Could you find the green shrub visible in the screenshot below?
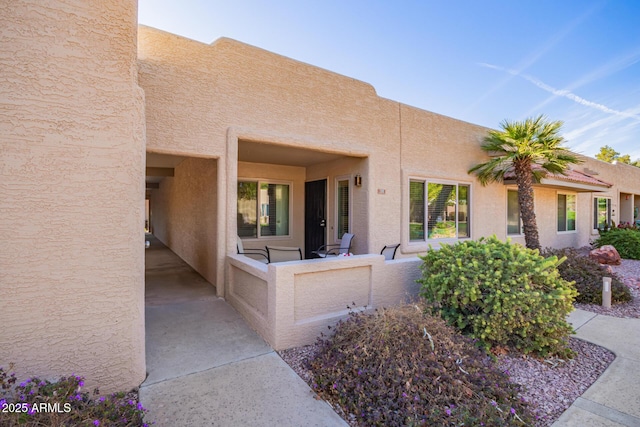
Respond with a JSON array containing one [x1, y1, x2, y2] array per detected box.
[[594, 228, 640, 260], [543, 248, 631, 304], [0, 365, 149, 427], [418, 236, 577, 357], [308, 304, 534, 426]]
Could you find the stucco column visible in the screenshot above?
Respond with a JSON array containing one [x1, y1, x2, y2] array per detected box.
[[0, 0, 146, 392]]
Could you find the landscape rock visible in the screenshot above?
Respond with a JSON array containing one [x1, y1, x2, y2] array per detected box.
[[589, 245, 621, 265]]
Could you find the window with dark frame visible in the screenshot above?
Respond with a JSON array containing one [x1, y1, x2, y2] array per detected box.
[[593, 197, 611, 230], [557, 193, 576, 232], [237, 180, 290, 238], [507, 189, 521, 235]]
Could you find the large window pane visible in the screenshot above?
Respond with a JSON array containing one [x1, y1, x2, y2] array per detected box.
[[409, 181, 424, 241], [557, 194, 566, 231], [566, 194, 576, 231], [457, 185, 470, 238], [594, 198, 611, 230], [409, 179, 471, 241], [238, 181, 257, 237], [238, 181, 289, 238], [558, 194, 576, 232], [260, 183, 289, 236], [507, 190, 521, 235], [428, 183, 457, 239], [337, 179, 349, 239]]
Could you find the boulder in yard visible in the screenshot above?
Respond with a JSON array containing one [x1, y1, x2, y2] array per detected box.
[[589, 245, 621, 265]]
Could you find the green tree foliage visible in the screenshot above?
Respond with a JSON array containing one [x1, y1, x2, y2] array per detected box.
[[595, 145, 640, 167], [468, 115, 581, 250], [419, 236, 577, 357], [594, 228, 640, 260]]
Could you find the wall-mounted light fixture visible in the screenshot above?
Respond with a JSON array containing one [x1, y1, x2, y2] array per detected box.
[[354, 174, 362, 187], [626, 195, 630, 200]]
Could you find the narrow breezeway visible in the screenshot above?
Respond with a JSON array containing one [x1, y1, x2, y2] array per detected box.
[[139, 235, 347, 426]]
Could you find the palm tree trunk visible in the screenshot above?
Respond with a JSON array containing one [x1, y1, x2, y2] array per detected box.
[[514, 161, 541, 250]]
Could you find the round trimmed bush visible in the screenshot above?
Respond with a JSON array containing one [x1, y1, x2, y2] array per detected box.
[[418, 236, 577, 357]]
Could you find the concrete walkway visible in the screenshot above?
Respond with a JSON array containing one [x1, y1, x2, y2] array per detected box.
[[140, 236, 640, 426], [553, 309, 640, 427], [139, 236, 347, 427]]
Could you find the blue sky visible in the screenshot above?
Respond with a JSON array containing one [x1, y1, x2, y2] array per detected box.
[[139, 0, 640, 160]]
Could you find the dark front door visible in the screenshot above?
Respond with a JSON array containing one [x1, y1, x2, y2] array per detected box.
[[305, 179, 327, 259]]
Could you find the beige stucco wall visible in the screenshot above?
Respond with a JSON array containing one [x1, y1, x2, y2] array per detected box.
[[227, 254, 424, 350], [138, 25, 640, 302], [399, 105, 501, 252], [0, 0, 145, 392], [138, 27, 401, 293], [580, 157, 640, 224], [151, 157, 218, 288]]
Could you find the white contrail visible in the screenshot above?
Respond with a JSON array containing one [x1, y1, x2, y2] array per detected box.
[[523, 47, 640, 116], [465, 3, 602, 115], [479, 63, 640, 122]]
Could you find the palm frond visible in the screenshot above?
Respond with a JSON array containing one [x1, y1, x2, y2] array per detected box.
[[469, 114, 581, 185]]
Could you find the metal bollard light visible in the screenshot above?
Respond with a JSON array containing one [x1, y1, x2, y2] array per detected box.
[[602, 277, 612, 309]]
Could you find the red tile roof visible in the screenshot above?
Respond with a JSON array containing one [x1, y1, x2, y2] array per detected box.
[[547, 169, 612, 187], [504, 168, 612, 188]]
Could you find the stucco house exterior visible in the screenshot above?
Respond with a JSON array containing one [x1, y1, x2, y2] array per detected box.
[[2, 0, 640, 392]]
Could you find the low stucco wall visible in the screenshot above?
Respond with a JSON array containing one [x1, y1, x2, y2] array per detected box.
[[227, 254, 423, 350], [227, 256, 273, 344]]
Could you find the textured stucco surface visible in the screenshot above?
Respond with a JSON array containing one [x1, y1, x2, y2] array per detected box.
[[1, 0, 145, 391], [294, 266, 371, 321], [227, 254, 428, 350], [230, 266, 268, 317]]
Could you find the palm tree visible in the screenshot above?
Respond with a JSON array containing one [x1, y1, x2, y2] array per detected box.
[[468, 115, 581, 250]]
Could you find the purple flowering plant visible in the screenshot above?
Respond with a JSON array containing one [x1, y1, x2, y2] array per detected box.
[[307, 304, 534, 426], [0, 365, 151, 426]]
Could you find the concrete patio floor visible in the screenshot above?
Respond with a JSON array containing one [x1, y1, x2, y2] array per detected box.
[[139, 235, 346, 426]]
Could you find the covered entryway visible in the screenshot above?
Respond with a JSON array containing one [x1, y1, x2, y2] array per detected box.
[[234, 137, 369, 263], [146, 152, 219, 294]]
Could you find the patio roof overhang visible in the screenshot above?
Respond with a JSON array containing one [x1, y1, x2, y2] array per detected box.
[[503, 169, 613, 193], [238, 139, 367, 167]]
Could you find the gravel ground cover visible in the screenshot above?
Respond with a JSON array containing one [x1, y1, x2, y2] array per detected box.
[[280, 337, 614, 427], [574, 258, 640, 318], [279, 258, 640, 426]]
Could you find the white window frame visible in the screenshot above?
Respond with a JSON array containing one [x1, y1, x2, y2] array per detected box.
[[237, 178, 293, 240], [557, 192, 577, 234], [506, 188, 523, 236], [408, 177, 471, 244], [334, 175, 352, 241], [593, 196, 612, 232]]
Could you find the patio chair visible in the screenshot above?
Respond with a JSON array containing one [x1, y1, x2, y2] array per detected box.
[[237, 236, 269, 263], [312, 233, 354, 258], [380, 243, 400, 260], [265, 246, 303, 263]]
